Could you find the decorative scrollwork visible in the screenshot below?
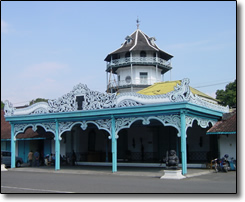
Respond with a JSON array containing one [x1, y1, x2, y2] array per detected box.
[[14, 122, 56, 138], [3, 100, 15, 116], [186, 115, 217, 132], [3, 78, 229, 116], [48, 83, 117, 113], [59, 122, 76, 137], [58, 119, 112, 138], [31, 108, 48, 114], [115, 115, 181, 137], [168, 78, 191, 102], [117, 99, 143, 108]]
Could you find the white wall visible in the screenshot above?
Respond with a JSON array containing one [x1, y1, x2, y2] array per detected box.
[[218, 134, 236, 159], [117, 65, 162, 85]]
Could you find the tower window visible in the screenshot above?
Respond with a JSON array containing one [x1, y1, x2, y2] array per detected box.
[[125, 52, 130, 58], [112, 54, 120, 60], [125, 35, 133, 44], [125, 76, 131, 84], [140, 72, 148, 84], [140, 51, 146, 57]]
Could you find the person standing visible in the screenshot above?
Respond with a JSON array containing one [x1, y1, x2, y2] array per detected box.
[[72, 150, 76, 166], [34, 150, 40, 167], [28, 150, 33, 167]]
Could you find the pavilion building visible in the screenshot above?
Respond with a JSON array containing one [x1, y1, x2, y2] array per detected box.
[[3, 24, 229, 175]]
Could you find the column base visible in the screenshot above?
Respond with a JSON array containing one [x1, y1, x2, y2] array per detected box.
[[1, 164, 8, 171], [160, 169, 186, 180]]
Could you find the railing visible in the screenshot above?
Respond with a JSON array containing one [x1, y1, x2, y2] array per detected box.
[[107, 57, 171, 69], [108, 78, 162, 88]]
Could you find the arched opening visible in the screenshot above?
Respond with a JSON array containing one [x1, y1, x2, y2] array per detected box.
[[117, 119, 179, 163], [61, 123, 111, 165], [186, 120, 217, 164], [15, 125, 54, 165]]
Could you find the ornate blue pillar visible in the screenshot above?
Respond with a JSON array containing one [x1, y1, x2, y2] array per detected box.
[[180, 110, 187, 175], [55, 120, 60, 170], [111, 116, 117, 172], [11, 123, 16, 168]]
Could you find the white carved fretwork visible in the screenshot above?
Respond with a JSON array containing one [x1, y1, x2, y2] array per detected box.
[[3, 100, 15, 116], [14, 122, 56, 140], [4, 78, 229, 117], [58, 119, 112, 139], [185, 115, 217, 132], [115, 115, 181, 137], [48, 83, 117, 113]]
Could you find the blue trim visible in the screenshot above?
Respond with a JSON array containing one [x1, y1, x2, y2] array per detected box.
[[180, 110, 187, 175], [207, 132, 236, 135], [1, 137, 47, 141], [5, 102, 223, 124], [55, 120, 60, 170], [11, 124, 15, 168], [111, 115, 117, 172]]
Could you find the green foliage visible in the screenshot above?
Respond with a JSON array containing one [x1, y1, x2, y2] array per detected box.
[[1, 101, 4, 109], [216, 80, 236, 107], [29, 98, 48, 105]]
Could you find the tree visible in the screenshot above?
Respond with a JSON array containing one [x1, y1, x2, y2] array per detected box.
[[215, 79, 236, 108], [29, 98, 48, 105], [1, 101, 4, 109]]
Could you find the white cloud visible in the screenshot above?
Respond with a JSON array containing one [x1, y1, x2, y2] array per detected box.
[[1, 20, 10, 33]]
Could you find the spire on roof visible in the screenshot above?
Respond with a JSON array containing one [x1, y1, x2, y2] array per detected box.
[[136, 16, 140, 29]]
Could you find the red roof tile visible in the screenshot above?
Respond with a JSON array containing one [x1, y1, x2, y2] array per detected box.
[[1, 110, 54, 139], [207, 111, 236, 134]]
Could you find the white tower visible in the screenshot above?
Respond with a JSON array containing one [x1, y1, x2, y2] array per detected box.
[[105, 21, 173, 93]]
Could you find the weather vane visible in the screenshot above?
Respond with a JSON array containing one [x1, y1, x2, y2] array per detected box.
[[136, 16, 140, 29]]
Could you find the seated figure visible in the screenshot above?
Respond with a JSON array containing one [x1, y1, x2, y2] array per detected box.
[[166, 150, 179, 169]]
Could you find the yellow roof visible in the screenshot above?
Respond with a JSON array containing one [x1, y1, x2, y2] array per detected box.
[[137, 80, 217, 101]]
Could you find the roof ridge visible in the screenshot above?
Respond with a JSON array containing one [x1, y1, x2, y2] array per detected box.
[[138, 29, 159, 51], [129, 29, 139, 51], [107, 30, 137, 55]]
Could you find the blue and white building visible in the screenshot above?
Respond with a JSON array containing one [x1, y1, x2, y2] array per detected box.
[[3, 26, 229, 175]]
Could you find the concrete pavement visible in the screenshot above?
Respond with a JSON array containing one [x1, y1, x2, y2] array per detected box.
[[5, 164, 213, 179]]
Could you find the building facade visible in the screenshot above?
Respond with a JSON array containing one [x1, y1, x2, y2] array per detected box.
[[3, 27, 229, 175]]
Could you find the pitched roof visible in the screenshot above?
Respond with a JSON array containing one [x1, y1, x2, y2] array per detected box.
[[1, 110, 54, 140], [207, 110, 236, 134], [137, 80, 218, 102], [1, 110, 11, 139], [104, 29, 173, 61]]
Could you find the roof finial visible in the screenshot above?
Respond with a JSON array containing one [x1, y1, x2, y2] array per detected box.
[[136, 16, 140, 29]]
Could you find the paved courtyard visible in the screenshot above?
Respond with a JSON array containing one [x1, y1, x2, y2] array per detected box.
[[1, 165, 237, 193]]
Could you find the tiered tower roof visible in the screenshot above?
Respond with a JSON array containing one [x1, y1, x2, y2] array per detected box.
[[104, 28, 173, 62]]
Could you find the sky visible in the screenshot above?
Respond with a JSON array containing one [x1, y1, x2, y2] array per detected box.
[[1, 1, 237, 107]]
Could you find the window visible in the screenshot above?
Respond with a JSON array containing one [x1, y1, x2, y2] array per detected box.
[[125, 76, 131, 84], [112, 54, 120, 60], [125, 36, 133, 44], [76, 96, 85, 110], [140, 51, 146, 57], [125, 52, 130, 58], [140, 72, 148, 84]]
